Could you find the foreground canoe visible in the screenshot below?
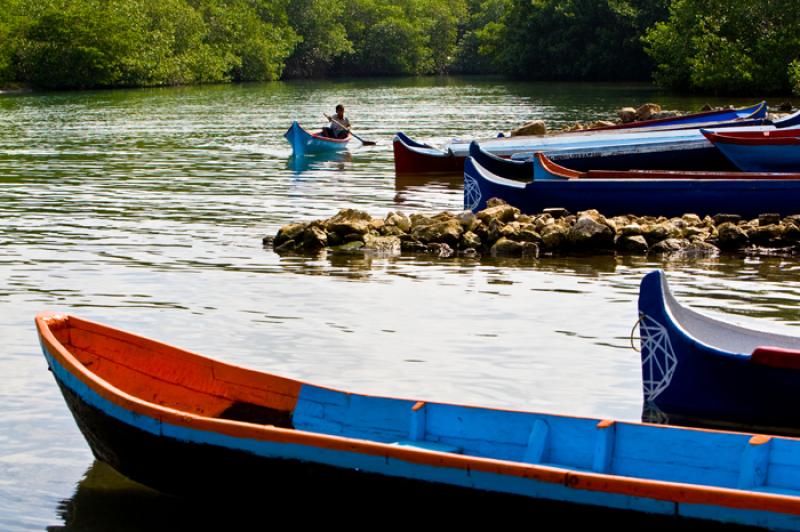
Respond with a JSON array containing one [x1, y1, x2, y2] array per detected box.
[[638, 270, 800, 435], [464, 149, 800, 217], [284, 121, 351, 155], [36, 312, 800, 529], [703, 129, 800, 172], [394, 106, 797, 174]]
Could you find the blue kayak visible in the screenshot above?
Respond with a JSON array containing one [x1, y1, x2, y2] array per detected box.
[[285, 121, 351, 156]]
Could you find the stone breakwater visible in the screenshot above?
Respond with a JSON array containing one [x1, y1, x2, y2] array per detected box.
[[266, 199, 800, 258]]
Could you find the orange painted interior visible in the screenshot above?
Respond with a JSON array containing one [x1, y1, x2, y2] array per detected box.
[[535, 153, 582, 179], [39, 313, 301, 419]]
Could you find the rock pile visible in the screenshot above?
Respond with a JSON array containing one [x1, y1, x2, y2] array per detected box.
[[266, 200, 800, 259]]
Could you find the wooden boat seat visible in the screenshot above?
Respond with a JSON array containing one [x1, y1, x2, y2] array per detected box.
[[393, 401, 462, 454], [751, 346, 800, 370]]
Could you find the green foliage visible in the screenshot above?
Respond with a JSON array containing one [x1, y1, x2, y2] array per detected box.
[[644, 0, 800, 94], [284, 0, 352, 77], [790, 60, 800, 96], [6, 0, 297, 88], [469, 0, 668, 81]]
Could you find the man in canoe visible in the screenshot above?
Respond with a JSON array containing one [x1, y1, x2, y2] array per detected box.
[[322, 104, 351, 139]]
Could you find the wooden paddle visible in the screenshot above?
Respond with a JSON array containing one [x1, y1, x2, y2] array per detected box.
[[324, 113, 377, 146]]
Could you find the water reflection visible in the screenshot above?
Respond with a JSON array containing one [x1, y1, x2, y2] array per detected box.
[[52, 459, 742, 530], [286, 151, 352, 174]]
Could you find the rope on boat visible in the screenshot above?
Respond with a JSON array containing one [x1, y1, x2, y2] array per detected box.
[[630, 312, 646, 352]]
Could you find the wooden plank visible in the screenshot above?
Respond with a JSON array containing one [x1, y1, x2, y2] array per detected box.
[[524, 419, 549, 464], [593, 420, 615, 473], [738, 435, 771, 489]]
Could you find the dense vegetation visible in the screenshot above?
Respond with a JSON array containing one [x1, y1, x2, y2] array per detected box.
[[0, 0, 798, 95]]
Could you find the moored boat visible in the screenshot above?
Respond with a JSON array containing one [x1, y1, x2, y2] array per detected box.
[[638, 269, 800, 435], [36, 312, 800, 529], [703, 129, 800, 172], [285, 121, 351, 156], [395, 107, 800, 174], [464, 148, 800, 217]]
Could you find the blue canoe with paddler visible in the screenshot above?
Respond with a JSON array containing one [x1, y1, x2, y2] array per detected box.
[[285, 105, 375, 156]]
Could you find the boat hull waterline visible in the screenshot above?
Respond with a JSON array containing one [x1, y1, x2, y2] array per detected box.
[[37, 313, 800, 529]]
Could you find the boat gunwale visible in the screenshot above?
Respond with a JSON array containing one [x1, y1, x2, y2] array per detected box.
[[36, 311, 800, 515]]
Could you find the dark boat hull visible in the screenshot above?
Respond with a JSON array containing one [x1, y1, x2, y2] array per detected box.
[[638, 270, 800, 436], [465, 155, 800, 217]]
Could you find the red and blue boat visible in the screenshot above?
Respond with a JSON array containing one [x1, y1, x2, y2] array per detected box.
[[703, 129, 800, 172], [285, 121, 351, 156], [638, 269, 800, 435], [395, 103, 791, 174], [36, 312, 800, 529], [464, 142, 800, 217]]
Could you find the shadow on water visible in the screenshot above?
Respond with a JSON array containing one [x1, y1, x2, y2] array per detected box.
[[51, 460, 755, 531]]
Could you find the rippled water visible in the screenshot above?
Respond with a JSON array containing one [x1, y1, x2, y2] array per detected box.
[[2, 78, 799, 530]]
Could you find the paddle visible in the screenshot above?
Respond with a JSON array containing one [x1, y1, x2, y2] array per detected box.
[[324, 113, 377, 146]]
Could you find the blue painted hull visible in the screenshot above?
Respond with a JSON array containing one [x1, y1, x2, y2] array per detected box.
[[464, 155, 800, 217], [284, 121, 350, 155], [37, 313, 800, 530], [713, 142, 800, 172], [638, 270, 800, 435]]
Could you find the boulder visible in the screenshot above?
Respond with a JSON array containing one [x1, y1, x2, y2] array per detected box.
[[302, 226, 328, 249], [542, 207, 570, 219], [275, 223, 306, 247], [379, 225, 406, 237], [618, 107, 637, 123], [460, 231, 482, 249], [651, 238, 691, 253], [619, 223, 643, 237], [326, 209, 372, 235], [568, 215, 614, 249], [400, 239, 427, 252], [636, 103, 661, 121], [758, 213, 781, 226], [717, 222, 749, 250], [491, 237, 523, 256], [783, 223, 800, 243], [411, 218, 463, 247], [427, 242, 454, 258], [459, 248, 480, 258], [641, 224, 671, 245], [589, 120, 616, 129], [541, 223, 569, 249], [368, 218, 385, 232], [518, 226, 543, 243], [477, 203, 519, 224], [682, 214, 702, 225], [650, 110, 680, 120], [615, 235, 648, 253], [500, 222, 521, 239], [363, 234, 401, 254], [486, 197, 508, 208], [384, 211, 412, 232], [274, 239, 297, 253], [456, 210, 479, 231], [749, 224, 784, 247], [511, 120, 547, 137], [713, 213, 742, 225]]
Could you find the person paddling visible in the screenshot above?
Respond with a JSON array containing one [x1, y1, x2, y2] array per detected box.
[[322, 104, 351, 139]]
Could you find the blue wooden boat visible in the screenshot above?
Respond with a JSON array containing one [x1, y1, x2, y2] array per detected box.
[[284, 121, 351, 156], [703, 129, 800, 172], [395, 105, 798, 174], [36, 312, 800, 529], [464, 145, 800, 217], [638, 270, 800, 435], [589, 100, 768, 131]]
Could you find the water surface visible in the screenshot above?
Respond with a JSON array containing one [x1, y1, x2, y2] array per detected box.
[[1, 78, 798, 530]]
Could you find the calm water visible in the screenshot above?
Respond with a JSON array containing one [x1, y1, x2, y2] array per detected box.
[[2, 77, 800, 530]]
